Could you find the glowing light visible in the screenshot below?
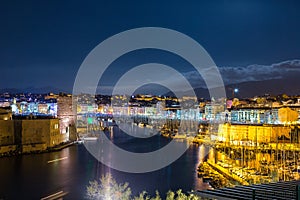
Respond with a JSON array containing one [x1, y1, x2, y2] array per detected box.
[[40, 190, 68, 200], [47, 156, 68, 163]]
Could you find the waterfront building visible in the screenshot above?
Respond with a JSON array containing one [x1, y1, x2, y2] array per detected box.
[[0, 101, 74, 155], [0, 119, 15, 154], [204, 103, 225, 121], [10, 101, 57, 116], [57, 95, 77, 141], [230, 106, 299, 125], [230, 108, 275, 124], [217, 123, 296, 146], [111, 106, 130, 116], [0, 116, 68, 154], [278, 107, 298, 123], [156, 101, 166, 117], [14, 117, 65, 153]]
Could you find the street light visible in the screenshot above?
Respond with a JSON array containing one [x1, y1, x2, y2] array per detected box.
[[228, 87, 239, 99], [233, 88, 239, 99]]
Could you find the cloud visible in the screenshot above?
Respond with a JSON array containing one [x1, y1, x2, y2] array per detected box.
[[272, 60, 300, 69], [183, 59, 300, 88], [94, 59, 300, 95]]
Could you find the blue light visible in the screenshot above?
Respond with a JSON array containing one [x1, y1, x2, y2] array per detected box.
[[234, 88, 239, 93]]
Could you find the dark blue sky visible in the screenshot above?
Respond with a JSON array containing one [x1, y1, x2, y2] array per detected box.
[[1, 0, 300, 92]]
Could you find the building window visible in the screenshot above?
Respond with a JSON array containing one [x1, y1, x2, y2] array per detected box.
[[54, 124, 59, 129]]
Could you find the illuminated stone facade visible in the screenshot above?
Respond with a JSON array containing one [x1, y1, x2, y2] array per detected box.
[[218, 123, 293, 145], [0, 107, 12, 120], [57, 96, 77, 141], [278, 107, 298, 123], [0, 120, 16, 154], [0, 118, 68, 154], [14, 118, 67, 153]]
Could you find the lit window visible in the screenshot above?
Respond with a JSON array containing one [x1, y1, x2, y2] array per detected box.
[[54, 124, 59, 129]]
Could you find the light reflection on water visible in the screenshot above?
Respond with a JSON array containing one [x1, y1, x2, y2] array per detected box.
[[0, 129, 213, 199], [4, 129, 292, 199], [194, 145, 211, 191]]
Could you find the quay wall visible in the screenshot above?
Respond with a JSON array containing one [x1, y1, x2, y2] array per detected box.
[[0, 118, 69, 155]]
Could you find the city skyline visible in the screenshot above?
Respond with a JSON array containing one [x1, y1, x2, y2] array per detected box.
[[2, 1, 300, 199], [1, 1, 300, 96], [1, 58, 300, 98]]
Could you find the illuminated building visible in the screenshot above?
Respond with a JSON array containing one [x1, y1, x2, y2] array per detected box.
[[230, 106, 300, 125], [0, 120, 15, 154], [14, 117, 67, 153], [278, 107, 298, 123], [0, 116, 68, 154], [230, 108, 274, 124], [57, 95, 76, 141], [0, 107, 12, 120], [217, 123, 295, 145], [204, 103, 225, 121], [10, 101, 57, 116]]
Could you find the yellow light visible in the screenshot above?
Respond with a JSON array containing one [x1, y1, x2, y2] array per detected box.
[[47, 157, 68, 163]]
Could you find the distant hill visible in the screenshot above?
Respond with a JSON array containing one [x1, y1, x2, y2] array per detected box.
[[1, 78, 299, 98], [226, 75, 300, 98], [164, 75, 300, 99], [1, 67, 300, 98], [0, 86, 68, 94], [0, 88, 22, 94]]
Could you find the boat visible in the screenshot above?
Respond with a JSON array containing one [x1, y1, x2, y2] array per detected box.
[[197, 171, 205, 178], [76, 139, 84, 144], [259, 160, 268, 165], [83, 137, 98, 141], [203, 176, 213, 182], [172, 134, 187, 139]]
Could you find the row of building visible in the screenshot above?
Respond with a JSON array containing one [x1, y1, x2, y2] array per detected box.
[[90, 103, 299, 125], [0, 94, 76, 155], [4, 92, 300, 124], [1, 92, 300, 155]]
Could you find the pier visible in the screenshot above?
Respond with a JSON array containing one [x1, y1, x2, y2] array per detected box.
[[207, 160, 250, 186]]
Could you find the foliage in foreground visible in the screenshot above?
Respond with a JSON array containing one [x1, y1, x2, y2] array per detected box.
[[87, 174, 201, 200]]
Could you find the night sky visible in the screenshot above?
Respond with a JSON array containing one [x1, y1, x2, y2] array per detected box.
[[1, 0, 300, 95]]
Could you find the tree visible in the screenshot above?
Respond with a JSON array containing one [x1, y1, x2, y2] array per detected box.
[[134, 191, 161, 200], [166, 190, 200, 200], [87, 174, 201, 200], [87, 173, 131, 200]]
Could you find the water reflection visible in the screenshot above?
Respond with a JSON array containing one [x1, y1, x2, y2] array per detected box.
[[0, 135, 259, 199], [194, 145, 210, 190]]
